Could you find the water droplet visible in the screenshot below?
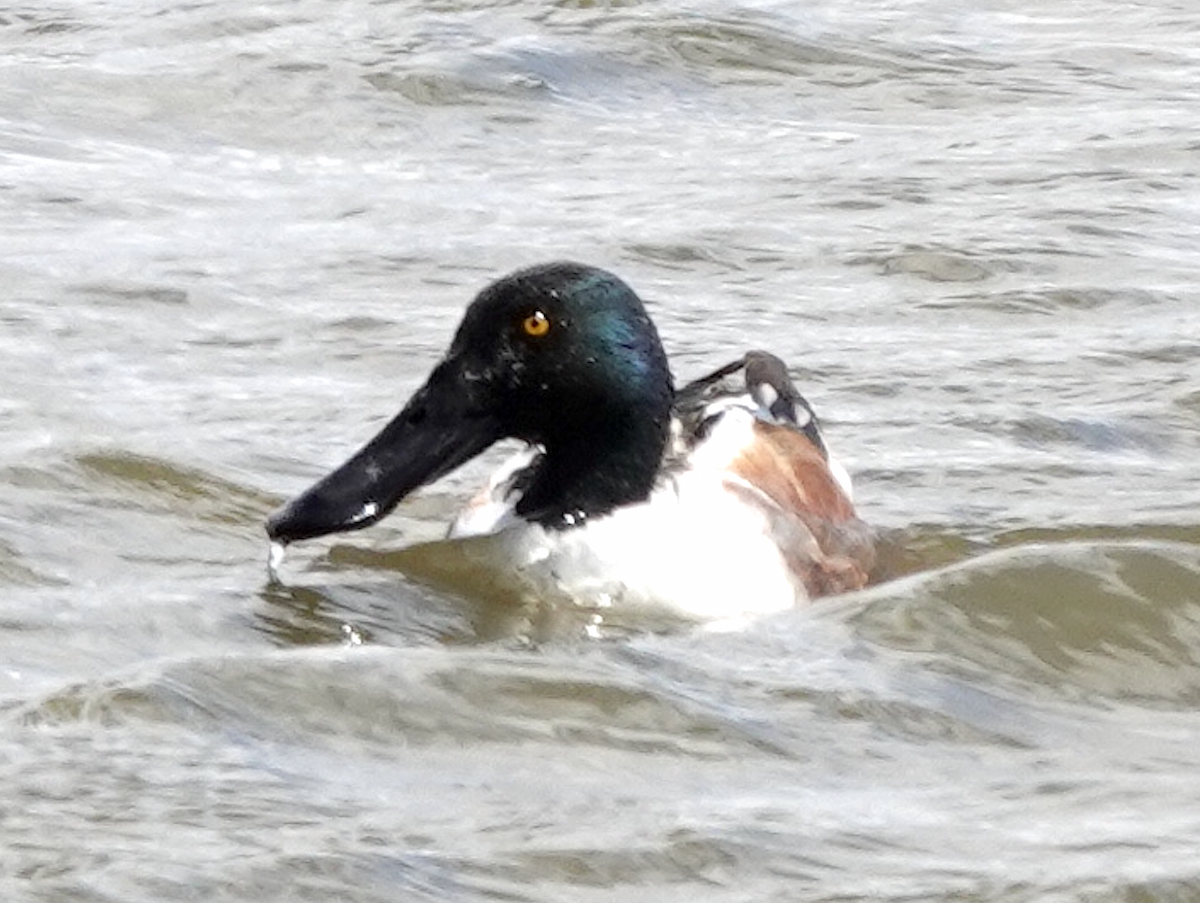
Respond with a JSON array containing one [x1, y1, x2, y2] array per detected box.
[[584, 613, 603, 639], [267, 541, 287, 582], [349, 501, 379, 525]]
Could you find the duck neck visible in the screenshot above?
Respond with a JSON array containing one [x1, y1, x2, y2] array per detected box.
[[515, 408, 670, 529]]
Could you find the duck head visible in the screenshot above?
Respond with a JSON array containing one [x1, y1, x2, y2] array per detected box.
[[266, 262, 674, 544]]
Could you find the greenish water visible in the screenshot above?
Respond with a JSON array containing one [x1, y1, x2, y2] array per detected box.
[[3, 0, 1200, 900]]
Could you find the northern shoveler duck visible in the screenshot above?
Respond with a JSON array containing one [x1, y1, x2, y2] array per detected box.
[[266, 262, 874, 619]]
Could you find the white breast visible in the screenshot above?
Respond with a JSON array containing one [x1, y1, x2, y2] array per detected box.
[[439, 418, 848, 619], [476, 469, 808, 620]]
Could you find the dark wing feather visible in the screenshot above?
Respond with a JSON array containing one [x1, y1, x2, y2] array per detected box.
[[672, 351, 828, 457]]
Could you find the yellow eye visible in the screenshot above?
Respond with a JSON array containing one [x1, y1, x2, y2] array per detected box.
[[522, 310, 551, 338]]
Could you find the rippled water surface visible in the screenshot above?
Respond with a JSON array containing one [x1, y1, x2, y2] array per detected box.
[[5, 0, 1200, 900]]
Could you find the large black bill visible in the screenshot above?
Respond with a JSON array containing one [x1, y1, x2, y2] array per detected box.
[[266, 370, 502, 544]]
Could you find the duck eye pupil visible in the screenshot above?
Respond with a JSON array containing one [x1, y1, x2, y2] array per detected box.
[[522, 311, 551, 338]]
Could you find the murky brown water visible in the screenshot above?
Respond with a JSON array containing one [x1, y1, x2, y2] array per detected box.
[[4, 0, 1200, 900]]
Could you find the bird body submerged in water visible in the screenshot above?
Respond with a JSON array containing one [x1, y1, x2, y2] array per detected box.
[[266, 262, 874, 619]]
